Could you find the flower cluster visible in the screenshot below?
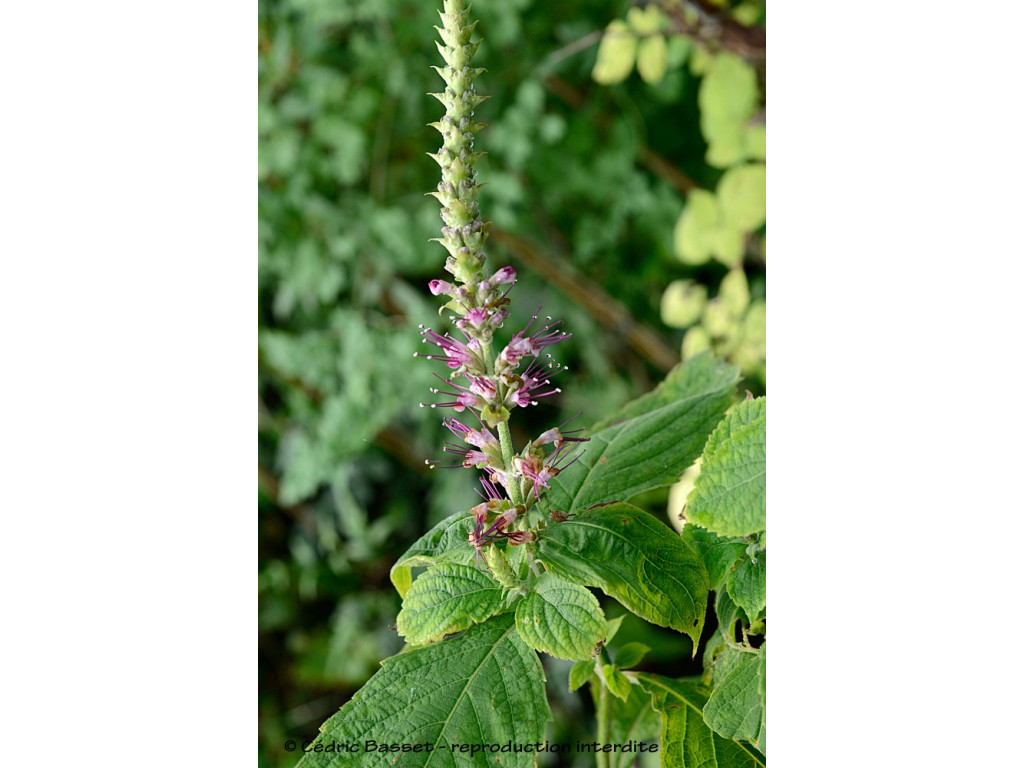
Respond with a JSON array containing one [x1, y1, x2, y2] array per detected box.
[[418, 0, 587, 560]]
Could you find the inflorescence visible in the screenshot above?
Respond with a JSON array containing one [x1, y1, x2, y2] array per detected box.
[[418, 0, 587, 567]]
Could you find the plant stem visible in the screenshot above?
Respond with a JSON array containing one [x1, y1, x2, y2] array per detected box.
[[596, 679, 610, 768], [482, 343, 524, 507]]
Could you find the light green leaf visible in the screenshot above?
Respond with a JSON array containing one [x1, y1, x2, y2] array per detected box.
[[682, 326, 712, 360], [515, 573, 606, 660], [706, 125, 748, 169], [662, 279, 708, 328], [546, 354, 739, 514], [699, 54, 758, 148], [680, 524, 746, 590], [687, 398, 766, 536], [569, 658, 596, 692], [674, 189, 718, 264], [389, 512, 473, 597], [602, 663, 633, 701], [745, 125, 767, 161], [627, 5, 663, 35], [396, 563, 507, 645], [725, 553, 766, 620], [703, 648, 765, 751], [711, 226, 745, 266], [615, 642, 650, 669], [637, 674, 765, 767], [718, 164, 767, 231], [637, 35, 668, 84], [719, 269, 750, 318], [297, 615, 549, 767], [536, 503, 709, 645], [593, 20, 637, 85]]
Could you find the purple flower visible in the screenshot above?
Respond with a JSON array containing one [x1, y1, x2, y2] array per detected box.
[[497, 314, 570, 370], [416, 326, 483, 372], [429, 279, 454, 296]]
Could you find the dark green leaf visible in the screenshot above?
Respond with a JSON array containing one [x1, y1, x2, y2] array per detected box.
[[546, 355, 739, 514], [637, 674, 765, 767], [703, 647, 765, 752], [680, 524, 746, 590], [536, 503, 709, 645], [725, 553, 766, 620], [298, 615, 549, 767], [396, 563, 507, 645]]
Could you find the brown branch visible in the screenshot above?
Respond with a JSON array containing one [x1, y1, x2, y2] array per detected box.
[[489, 225, 680, 373]]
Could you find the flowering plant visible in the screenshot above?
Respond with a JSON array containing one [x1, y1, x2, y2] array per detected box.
[[296, 3, 766, 766]]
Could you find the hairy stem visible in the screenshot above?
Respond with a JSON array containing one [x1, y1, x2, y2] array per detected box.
[[596, 679, 611, 768]]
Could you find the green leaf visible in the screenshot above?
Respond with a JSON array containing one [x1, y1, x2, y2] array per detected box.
[[637, 35, 668, 84], [389, 512, 473, 597], [569, 658, 596, 692], [515, 573, 606, 660], [297, 615, 550, 767], [396, 563, 507, 645], [699, 54, 757, 149], [719, 269, 750, 318], [682, 326, 712, 360], [615, 642, 650, 669], [680, 525, 746, 590], [627, 5, 663, 35], [745, 125, 767, 161], [536, 503, 709, 645], [546, 354, 739, 514], [661, 279, 708, 328], [715, 586, 748, 640], [602, 663, 633, 701], [593, 20, 637, 85], [710, 225, 745, 267], [605, 614, 626, 644], [593, 682, 662, 768], [687, 398, 766, 536], [725, 553, 766, 620], [703, 648, 765, 752], [674, 189, 718, 264], [718, 164, 767, 231], [637, 674, 765, 767]]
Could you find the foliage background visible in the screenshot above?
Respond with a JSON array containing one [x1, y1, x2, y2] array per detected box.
[[258, 1, 765, 765]]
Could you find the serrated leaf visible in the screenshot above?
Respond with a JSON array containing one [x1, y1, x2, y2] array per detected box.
[[637, 35, 668, 84], [390, 512, 474, 597], [396, 562, 507, 645], [718, 164, 766, 232], [674, 189, 718, 264], [297, 615, 549, 767], [703, 648, 765, 752], [637, 674, 765, 767], [687, 398, 766, 536], [615, 642, 650, 670], [515, 573, 606, 660], [569, 658, 596, 692], [546, 354, 739, 514], [536, 503, 709, 645], [602, 663, 632, 701], [593, 20, 637, 85], [726, 553, 766, 620], [680, 525, 746, 590]]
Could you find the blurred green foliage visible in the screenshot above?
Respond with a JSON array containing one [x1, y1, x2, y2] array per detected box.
[[258, 0, 764, 765]]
